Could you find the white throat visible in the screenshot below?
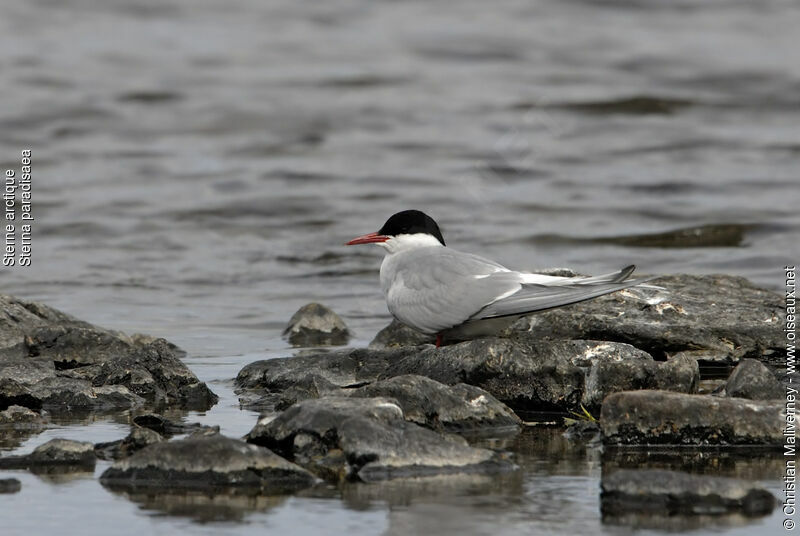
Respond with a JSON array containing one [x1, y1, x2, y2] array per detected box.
[[378, 233, 444, 254]]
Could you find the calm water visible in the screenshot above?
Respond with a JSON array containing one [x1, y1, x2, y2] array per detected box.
[[1, 0, 797, 534]]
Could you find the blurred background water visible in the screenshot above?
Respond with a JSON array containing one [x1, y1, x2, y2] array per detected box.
[[0, 0, 798, 534]]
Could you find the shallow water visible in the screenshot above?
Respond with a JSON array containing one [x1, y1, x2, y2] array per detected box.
[[0, 0, 797, 534]]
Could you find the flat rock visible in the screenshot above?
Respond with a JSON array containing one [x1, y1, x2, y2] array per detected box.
[[0, 294, 217, 412], [246, 397, 516, 482], [95, 425, 165, 461], [382, 338, 592, 412], [723, 359, 784, 400], [509, 274, 785, 364], [601, 469, 776, 516], [346, 375, 520, 433], [0, 438, 96, 469], [369, 319, 435, 348], [582, 353, 699, 413], [100, 434, 316, 493], [0, 478, 21, 494], [601, 391, 784, 446], [131, 414, 219, 438], [235, 346, 419, 391], [283, 303, 350, 347]]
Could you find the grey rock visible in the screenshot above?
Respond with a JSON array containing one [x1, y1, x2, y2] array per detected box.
[[246, 397, 516, 482], [95, 425, 165, 460], [0, 478, 21, 493], [235, 346, 418, 391], [0, 404, 46, 427], [0, 294, 217, 412], [369, 319, 435, 348], [0, 438, 96, 469], [346, 375, 520, 433], [601, 469, 776, 516], [601, 391, 784, 446], [509, 274, 785, 364], [100, 434, 316, 493], [381, 338, 589, 412], [582, 353, 699, 413], [283, 303, 350, 347], [563, 420, 601, 442], [724, 359, 784, 400]]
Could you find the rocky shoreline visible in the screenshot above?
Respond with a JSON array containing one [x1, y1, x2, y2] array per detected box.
[[0, 273, 790, 528]]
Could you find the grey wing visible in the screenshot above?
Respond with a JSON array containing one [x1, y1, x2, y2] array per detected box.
[[384, 249, 521, 334], [474, 265, 653, 319]]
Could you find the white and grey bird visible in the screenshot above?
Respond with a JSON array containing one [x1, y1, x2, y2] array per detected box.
[[346, 210, 652, 346]]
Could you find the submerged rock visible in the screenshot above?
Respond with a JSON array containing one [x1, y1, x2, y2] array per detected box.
[[0, 478, 21, 494], [131, 414, 219, 438], [601, 469, 776, 516], [582, 353, 699, 413], [347, 375, 521, 433], [723, 359, 784, 400], [95, 426, 165, 461], [0, 438, 96, 470], [0, 404, 46, 427], [100, 434, 316, 493], [246, 397, 516, 482], [283, 303, 350, 347], [509, 274, 784, 364], [0, 294, 217, 412], [601, 391, 784, 446]]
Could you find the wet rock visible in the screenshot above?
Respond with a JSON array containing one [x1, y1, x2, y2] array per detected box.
[[0, 404, 46, 427], [0, 438, 96, 469], [369, 319, 435, 348], [601, 469, 776, 516], [582, 353, 699, 413], [246, 397, 516, 482], [235, 346, 418, 391], [100, 434, 316, 493], [723, 359, 784, 400], [0, 478, 21, 494], [601, 391, 784, 446], [283, 303, 350, 347], [382, 338, 589, 412], [131, 414, 219, 438], [95, 426, 165, 460], [274, 374, 341, 411], [0, 294, 217, 411], [563, 420, 601, 442], [346, 375, 521, 433], [508, 274, 785, 364]]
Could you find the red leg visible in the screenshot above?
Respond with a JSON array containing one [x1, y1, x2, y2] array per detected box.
[[435, 333, 443, 348]]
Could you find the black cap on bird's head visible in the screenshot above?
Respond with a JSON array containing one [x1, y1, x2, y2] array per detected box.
[[346, 209, 446, 246]]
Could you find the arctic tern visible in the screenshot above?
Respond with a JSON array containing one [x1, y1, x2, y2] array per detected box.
[[346, 210, 652, 346]]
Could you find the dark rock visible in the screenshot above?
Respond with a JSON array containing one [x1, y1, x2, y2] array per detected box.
[[508, 274, 785, 364], [95, 425, 165, 460], [346, 375, 520, 433], [381, 338, 590, 413], [0, 438, 96, 469], [274, 374, 341, 411], [723, 359, 784, 400], [601, 391, 784, 446], [0, 294, 217, 412], [246, 397, 516, 482], [563, 420, 601, 441], [100, 434, 316, 493], [0, 478, 21, 493], [131, 414, 219, 438], [601, 469, 776, 516], [283, 303, 350, 347], [369, 319, 435, 348], [235, 346, 418, 391], [582, 353, 699, 413]]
